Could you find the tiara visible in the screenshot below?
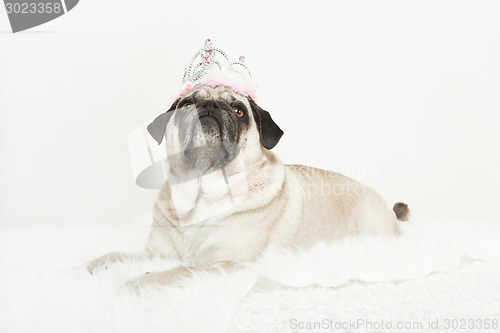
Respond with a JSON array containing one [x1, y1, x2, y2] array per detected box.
[[182, 39, 253, 84]]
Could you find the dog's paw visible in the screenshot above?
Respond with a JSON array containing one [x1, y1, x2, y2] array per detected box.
[[85, 258, 108, 275], [122, 268, 192, 295], [85, 252, 123, 275], [122, 272, 158, 296]]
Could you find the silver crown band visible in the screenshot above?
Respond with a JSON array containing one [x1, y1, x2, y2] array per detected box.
[[182, 39, 252, 84]]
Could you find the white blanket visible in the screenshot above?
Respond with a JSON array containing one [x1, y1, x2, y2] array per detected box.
[[1, 218, 499, 332]]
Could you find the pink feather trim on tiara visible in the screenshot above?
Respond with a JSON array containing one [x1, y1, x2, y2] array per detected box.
[[175, 70, 259, 102], [175, 39, 258, 102]]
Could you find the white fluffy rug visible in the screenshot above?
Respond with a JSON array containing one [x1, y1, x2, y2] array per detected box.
[[1, 218, 500, 333]]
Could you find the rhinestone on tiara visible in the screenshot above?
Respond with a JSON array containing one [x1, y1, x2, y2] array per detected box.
[[182, 39, 252, 84]]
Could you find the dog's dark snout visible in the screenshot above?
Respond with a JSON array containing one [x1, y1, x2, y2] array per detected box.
[[200, 100, 221, 112], [208, 101, 220, 109]]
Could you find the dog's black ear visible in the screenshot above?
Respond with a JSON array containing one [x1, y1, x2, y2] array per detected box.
[[248, 98, 284, 150], [147, 99, 179, 145]]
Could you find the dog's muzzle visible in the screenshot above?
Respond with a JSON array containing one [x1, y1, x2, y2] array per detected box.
[[174, 101, 240, 173]]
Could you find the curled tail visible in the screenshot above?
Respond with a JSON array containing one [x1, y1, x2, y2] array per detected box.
[[393, 202, 410, 221]]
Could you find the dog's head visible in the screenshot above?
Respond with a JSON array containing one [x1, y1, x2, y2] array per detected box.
[[147, 85, 283, 176]]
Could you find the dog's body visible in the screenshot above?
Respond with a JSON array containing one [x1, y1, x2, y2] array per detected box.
[[87, 86, 409, 291], [147, 162, 401, 265]]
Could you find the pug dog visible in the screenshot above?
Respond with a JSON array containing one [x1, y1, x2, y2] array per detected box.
[[86, 85, 410, 291]]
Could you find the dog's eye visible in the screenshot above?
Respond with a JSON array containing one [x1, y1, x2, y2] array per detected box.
[[234, 108, 244, 118], [180, 102, 193, 110]]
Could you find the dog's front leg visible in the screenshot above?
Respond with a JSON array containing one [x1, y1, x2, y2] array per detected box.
[[86, 251, 152, 274], [123, 263, 235, 294]]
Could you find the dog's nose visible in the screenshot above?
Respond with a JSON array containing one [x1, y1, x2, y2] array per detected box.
[[198, 100, 221, 116], [201, 101, 220, 111]]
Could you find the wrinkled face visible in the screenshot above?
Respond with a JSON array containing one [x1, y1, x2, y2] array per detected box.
[[172, 86, 251, 173], [147, 85, 283, 179]]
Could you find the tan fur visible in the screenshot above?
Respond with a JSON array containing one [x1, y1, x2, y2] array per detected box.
[[87, 86, 406, 292]]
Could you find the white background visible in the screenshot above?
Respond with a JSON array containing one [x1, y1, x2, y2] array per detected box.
[[1, 0, 499, 227]]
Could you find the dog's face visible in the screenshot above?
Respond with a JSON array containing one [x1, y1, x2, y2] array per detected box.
[[147, 85, 283, 178]]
